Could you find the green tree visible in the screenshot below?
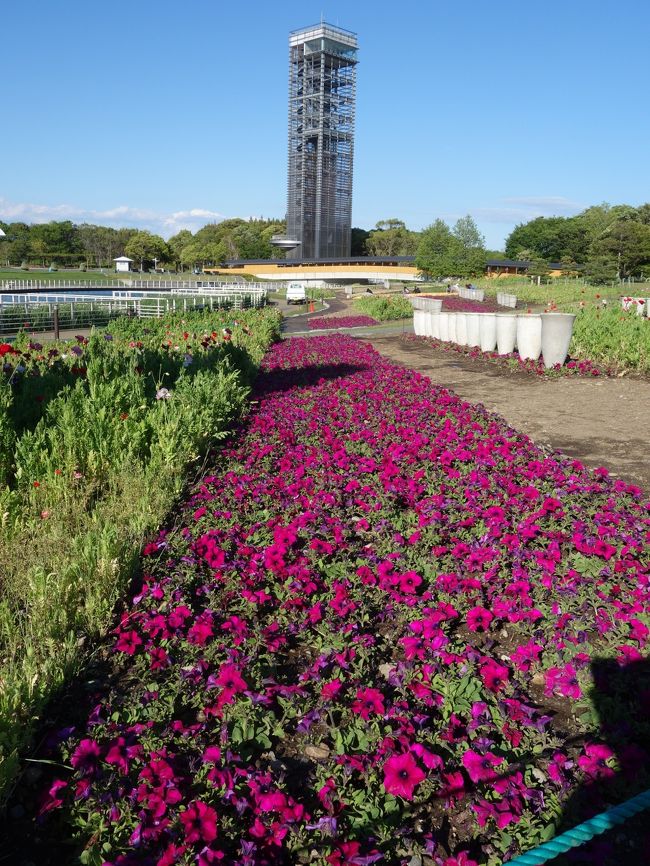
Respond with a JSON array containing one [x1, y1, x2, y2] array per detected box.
[[635, 203, 650, 225], [452, 215, 485, 249], [589, 219, 650, 279], [78, 224, 122, 267], [124, 231, 170, 271], [415, 220, 461, 277], [2, 222, 31, 265], [583, 256, 618, 284], [168, 230, 194, 270], [29, 220, 82, 262], [351, 227, 369, 256], [366, 219, 419, 256], [505, 216, 589, 262]]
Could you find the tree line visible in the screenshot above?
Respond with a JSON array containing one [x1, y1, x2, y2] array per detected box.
[[504, 203, 650, 281], [354, 203, 650, 282], [0, 218, 287, 271], [3, 201, 650, 282]]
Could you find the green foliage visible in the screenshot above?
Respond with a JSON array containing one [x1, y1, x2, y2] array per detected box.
[[570, 305, 650, 373], [124, 230, 170, 270], [0, 379, 15, 486], [416, 218, 486, 278], [415, 219, 458, 277], [0, 308, 280, 805], [505, 216, 590, 262], [366, 219, 419, 256], [504, 203, 650, 281], [351, 226, 370, 256], [452, 214, 485, 249], [353, 294, 413, 321]]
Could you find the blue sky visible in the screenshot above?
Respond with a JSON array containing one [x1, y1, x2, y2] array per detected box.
[[2, 0, 648, 249]]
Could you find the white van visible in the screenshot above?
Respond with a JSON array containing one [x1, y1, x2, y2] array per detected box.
[[286, 282, 307, 304]]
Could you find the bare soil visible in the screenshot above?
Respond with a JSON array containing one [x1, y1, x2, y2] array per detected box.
[[366, 335, 650, 494]]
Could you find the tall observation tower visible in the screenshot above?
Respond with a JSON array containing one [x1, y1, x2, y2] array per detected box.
[[282, 23, 358, 260]]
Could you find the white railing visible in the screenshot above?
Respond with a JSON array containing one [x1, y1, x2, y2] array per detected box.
[[0, 278, 287, 292], [0, 288, 267, 335]]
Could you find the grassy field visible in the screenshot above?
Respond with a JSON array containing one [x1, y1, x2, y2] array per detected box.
[[474, 276, 650, 309]]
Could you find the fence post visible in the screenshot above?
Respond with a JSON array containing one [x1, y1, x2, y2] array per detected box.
[[53, 305, 60, 340]]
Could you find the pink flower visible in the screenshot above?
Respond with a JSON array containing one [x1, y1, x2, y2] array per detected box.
[[479, 658, 510, 692], [202, 746, 221, 764], [383, 752, 426, 799], [397, 570, 422, 594], [115, 629, 143, 655], [462, 748, 504, 783], [578, 744, 616, 779], [180, 800, 218, 844], [38, 779, 67, 815], [351, 687, 385, 719], [70, 738, 101, 775], [321, 679, 343, 700], [466, 606, 493, 632], [214, 663, 247, 697], [442, 854, 478, 866]]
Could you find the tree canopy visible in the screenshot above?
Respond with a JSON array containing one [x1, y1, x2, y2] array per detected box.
[[504, 202, 650, 281], [415, 216, 487, 278]]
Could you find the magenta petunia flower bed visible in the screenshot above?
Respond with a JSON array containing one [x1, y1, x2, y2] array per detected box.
[[34, 335, 650, 865], [441, 298, 500, 313], [308, 316, 379, 330], [405, 334, 609, 377]]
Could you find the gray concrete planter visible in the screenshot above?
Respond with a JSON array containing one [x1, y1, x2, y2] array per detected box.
[[540, 312, 576, 368], [496, 313, 517, 355], [516, 313, 542, 361], [479, 313, 497, 352], [448, 312, 458, 343], [466, 312, 481, 347], [455, 312, 468, 346], [438, 311, 450, 341]]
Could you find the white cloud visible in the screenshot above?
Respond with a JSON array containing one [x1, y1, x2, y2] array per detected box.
[[473, 196, 584, 225], [0, 198, 226, 238]]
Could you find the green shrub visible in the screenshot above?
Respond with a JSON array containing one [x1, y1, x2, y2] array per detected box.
[[353, 294, 412, 321]]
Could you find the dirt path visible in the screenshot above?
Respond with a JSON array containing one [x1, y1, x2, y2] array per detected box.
[[367, 335, 650, 494]]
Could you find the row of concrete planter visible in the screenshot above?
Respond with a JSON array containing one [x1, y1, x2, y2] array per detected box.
[[413, 307, 576, 368], [497, 292, 517, 308], [458, 286, 485, 301]]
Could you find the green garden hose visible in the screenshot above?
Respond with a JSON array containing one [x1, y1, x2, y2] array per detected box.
[[505, 788, 650, 865]]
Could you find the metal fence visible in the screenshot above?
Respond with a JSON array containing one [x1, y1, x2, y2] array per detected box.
[[0, 278, 279, 291], [0, 288, 268, 336]]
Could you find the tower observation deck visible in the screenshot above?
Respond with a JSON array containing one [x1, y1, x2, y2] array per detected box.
[[285, 23, 358, 260]]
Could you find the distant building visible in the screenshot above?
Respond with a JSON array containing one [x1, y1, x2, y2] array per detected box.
[[113, 256, 133, 273], [284, 23, 358, 260]]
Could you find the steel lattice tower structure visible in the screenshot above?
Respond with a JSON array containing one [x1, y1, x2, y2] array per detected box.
[[285, 23, 358, 260]]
